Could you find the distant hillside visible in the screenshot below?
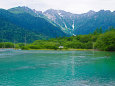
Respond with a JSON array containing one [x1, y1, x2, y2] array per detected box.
[[0, 9, 68, 42], [8, 6, 61, 31], [0, 17, 47, 43]]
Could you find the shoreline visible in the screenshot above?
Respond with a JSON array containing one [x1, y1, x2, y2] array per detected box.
[[0, 48, 95, 51], [0, 48, 114, 52], [27, 49, 115, 52], [25, 48, 99, 51]]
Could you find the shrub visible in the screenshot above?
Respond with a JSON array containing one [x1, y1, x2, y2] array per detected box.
[[95, 30, 115, 51]]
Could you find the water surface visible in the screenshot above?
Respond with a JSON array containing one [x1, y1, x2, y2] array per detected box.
[[0, 50, 115, 86]]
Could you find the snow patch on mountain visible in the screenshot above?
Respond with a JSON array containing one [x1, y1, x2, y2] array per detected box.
[[58, 12, 61, 16], [44, 13, 56, 21], [58, 12, 64, 17], [64, 24, 67, 28], [63, 22, 67, 28], [72, 20, 74, 30]]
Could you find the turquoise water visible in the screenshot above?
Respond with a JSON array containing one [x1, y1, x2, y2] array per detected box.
[[0, 50, 115, 86]]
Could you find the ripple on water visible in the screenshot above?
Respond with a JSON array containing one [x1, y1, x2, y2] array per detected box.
[[0, 50, 115, 86]]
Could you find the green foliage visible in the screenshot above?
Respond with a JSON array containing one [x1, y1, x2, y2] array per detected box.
[[95, 29, 115, 51], [29, 45, 41, 49], [78, 35, 92, 43], [93, 27, 103, 35], [0, 17, 47, 43], [21, 46, 30, 50], [0, 28, 114, 51], [30, 40, 59, 49], [65, 41, 85, 49], [25, 28, 114, 51], [0, 42, 14, 48], [85, 41, 93, 49], [17, 43, 25, 48], [106, 26, 114, 32]]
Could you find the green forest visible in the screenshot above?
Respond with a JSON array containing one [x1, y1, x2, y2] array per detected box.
[[0, 9, 67, 43], [0, 28, 115, 51]]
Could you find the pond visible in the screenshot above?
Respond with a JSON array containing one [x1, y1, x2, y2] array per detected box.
[[0, 50, 115, 86]]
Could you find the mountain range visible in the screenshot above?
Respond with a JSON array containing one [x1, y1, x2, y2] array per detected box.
[[0, 6, 115, 42], [0, 7, 67, 43], [44, 9, 115, 35]]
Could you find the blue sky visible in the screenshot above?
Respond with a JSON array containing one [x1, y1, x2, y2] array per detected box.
[[0, 0, 115, 13]]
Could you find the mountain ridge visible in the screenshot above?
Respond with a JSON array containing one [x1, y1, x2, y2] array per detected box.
[[0, 6, 115, 43], [0, 8, 68, 43], [43, 8, 115, 35]]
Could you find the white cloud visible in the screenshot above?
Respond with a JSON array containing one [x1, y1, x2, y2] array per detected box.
[[0, 0, 114, 13]]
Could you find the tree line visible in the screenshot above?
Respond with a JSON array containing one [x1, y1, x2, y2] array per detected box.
[[0, 28, 115, 51]]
